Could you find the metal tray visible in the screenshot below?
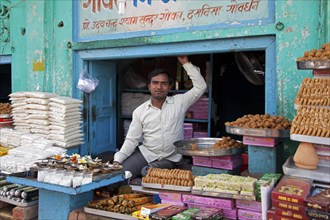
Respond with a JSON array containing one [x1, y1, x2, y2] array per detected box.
[[141, 182, 192, 192], [290, 134, 330, 146], [84, 207, 138, 220], [297, 60, 330, 70], [282, 156, 330, 184], [226, 126, 290, 138], [191, 189, 256, 201], [173, 138, 245, 157]]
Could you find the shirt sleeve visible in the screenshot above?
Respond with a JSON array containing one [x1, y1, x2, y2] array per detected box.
[[113, 108, 143, 163], [180, 62, 207, 110]]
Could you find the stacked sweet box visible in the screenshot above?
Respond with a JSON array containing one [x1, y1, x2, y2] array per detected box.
[[187, 96, 209, 120], [271, 176, 312, 220], [159, 192, 185, 207], [183, 123, 193, 139], [236, 200, 262, 220], [304, 188, 330, 220], [182, 194, 236, 219], [192, 155, 242, 170]]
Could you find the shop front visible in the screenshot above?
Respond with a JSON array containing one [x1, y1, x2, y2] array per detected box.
[[0, 0, 329, 219]]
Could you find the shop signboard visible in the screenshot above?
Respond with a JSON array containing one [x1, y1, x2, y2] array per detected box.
[[74, 0, 274, 42]]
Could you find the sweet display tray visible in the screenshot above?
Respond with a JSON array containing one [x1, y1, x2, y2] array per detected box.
[[141, 182, 192, 192], [290, 134, 330, 146], [0, 196, 38, 207], [84, 207, 138, 220], [282, 157, 330, 184], [173, 138, 245, 157], [297, 60, 330, 70], [294, 103, 330, 110], [191, 189, 256, 201], [226, 126, 290, 138]]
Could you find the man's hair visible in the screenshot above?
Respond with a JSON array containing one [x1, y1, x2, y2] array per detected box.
[[147, 68, 173, 84]]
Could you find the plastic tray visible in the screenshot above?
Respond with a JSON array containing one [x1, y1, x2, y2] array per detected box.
[[173, 138, 245, 157], [191, 189, 256, 201], [141, 182, 192, 192], [84, 207, 138, 220], [0, 196, 38, 207], [282, 157, 330, 184], [290, 134, 330, 146], [297, 60, 330, 70], [226, 126, 290, 138]]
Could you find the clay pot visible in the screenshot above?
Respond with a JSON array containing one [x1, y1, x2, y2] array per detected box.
[[293, 142, 319, 170]]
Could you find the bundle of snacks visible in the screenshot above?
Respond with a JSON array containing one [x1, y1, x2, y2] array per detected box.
[[225, 114, 291, 130], [212, 136, 244, 149], [296, 42, 330, 61], [0, 103, 12, 114], [87, 193, 153, 214], [294, 78, 330, 107], [142, 168, 194, 187], [290, 106, 330, 137], [193, 174, 257, 196], [47, 96, 84, 148]]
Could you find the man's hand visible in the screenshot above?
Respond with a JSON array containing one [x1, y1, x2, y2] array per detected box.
[[177, 55, 189, 65], [112, 161, 121, 168]]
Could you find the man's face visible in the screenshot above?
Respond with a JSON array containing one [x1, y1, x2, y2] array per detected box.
[[148, 74, 171, 100]]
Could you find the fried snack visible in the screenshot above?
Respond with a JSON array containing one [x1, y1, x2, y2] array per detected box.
[[142, 168, 194, 187], [294, 78, 330, 107], [296, 42, 330, 61], [290, 106, 330, 137], [212, 136, 244, 149], [225, 114, 291, 130]]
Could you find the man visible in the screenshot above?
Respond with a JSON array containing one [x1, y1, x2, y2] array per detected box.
[[113, 55, 207, 179]]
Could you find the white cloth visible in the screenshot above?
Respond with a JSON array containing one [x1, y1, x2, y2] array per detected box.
[[114, 62, 207, 164]]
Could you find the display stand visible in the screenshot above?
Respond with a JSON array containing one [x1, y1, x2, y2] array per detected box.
[[6, 171, 125, 219], [226, 126, 289, 174], [283, 60, 330, 183]]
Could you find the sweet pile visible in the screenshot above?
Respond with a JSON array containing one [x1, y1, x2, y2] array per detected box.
[[290, 106, 330, 137], [142, 168, 194, 187], [294, 78, 330, 107], [225, 114, 291, 130], [296, 42, 330, 61]]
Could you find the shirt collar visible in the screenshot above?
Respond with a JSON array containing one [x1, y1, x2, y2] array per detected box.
[[147, 96, 173, 109]]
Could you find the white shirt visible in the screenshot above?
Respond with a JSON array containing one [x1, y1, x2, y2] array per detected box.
[[114, 62, 207, 164]]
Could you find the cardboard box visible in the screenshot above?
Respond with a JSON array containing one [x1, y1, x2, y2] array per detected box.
[[271, 176, 312, 205], [243, 136, 279, 147], [272, 200, 306, 213], [236, 200, 262, 212], [159, 192, 182, 202], [238, 208, 262, 220], [182, 195, 234, 210], [275, 207, 309, 220]]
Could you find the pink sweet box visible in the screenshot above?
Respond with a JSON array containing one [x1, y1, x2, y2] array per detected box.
[[243, 136, 279, 147], [238, 209, 262, 220], [159, 192, 182, 202], [192, 155, 242, 170], [161, 199, 186, 207], [182, 194, 235, 210], [236, 200, 262, 212]]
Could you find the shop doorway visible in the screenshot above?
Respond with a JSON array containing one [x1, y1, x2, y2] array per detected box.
[[74, 36, 276, 156], [0, 56, 12, 102]]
